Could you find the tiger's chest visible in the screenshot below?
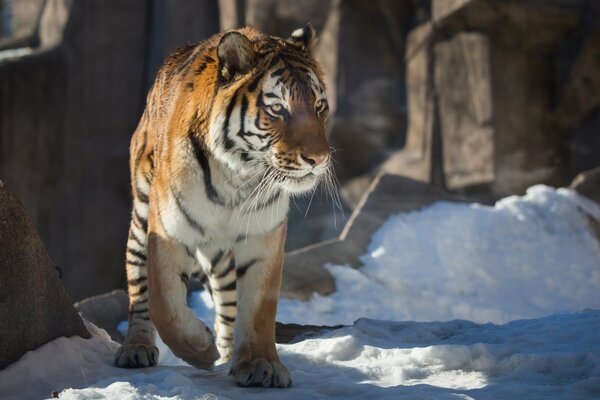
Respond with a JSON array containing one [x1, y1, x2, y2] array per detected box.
[[158, 161, 289, 250]]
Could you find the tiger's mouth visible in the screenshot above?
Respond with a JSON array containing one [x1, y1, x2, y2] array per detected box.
[[274, 169, 319, 194]]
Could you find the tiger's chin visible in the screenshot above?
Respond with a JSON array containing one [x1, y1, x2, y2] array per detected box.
[[278, 173, 319, 195]]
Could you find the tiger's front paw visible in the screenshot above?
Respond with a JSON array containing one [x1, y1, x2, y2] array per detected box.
[[115, 343, 159, 368], [161, 320, 219, 369], [231, 358, 292, 388]]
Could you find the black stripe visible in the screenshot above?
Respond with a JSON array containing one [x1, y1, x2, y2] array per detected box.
[[130, 308, 149, 315], [128, 229, 145, 248], [215, 280, 236, 292], [188, 131, 223, 204], [135, 130, 148, 165], [216, 258, 235, 278], [248, 71, 266, 92], [126, 258, 146, 267], [195, 63, 208, 75], [171, 186, 205, 235], [271, 67, 286, 77], [133, 208, 148, 232], [181, 273, 189, 284], [218, 314, 236, 323], [193, 273, 208, 286], [136, 188, 149, 203], [223, 91, 239, 150], [211, 250, 225, 268], [239, 95, 248, 135], [236, 259, 258, 278], [128, 276, 147, 286], [127, 248, 147, 262], [132, 285, 148, 296], [175, 46, 200, 75], [267, 56, 282, 69], [220, 301, 237, 307]]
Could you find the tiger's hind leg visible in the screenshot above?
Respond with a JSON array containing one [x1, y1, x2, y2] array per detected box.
[[115, 131, 159, 368], [206, 251, 237, 363]]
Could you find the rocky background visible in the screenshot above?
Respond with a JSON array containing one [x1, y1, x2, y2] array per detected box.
[[1, 0, 599, 302]]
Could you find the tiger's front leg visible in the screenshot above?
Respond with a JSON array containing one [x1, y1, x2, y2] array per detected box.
[[146, 215, 219, 369], [230, 221, 291, 388]]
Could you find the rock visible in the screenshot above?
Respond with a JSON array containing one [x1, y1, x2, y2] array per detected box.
[[389, 0, 600, 197], [326, 0, 424, 182], [74, 289, 129, 343], [569, 167, 600, 242], [570, 167, 600, 205], [434, 32, 494, 190], [275, 322, 344, 344], [281, 240, 341, 300], [281, 173, 464, 299], [0, 181, 90, 370]]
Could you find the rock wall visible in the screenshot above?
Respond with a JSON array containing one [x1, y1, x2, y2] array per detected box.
[[0, 0, 219, 300], [390, 0, 600, 197]]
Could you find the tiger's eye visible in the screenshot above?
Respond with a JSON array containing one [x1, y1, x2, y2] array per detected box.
[[270, 104, 283, 113], [315, 99, 328, 116]]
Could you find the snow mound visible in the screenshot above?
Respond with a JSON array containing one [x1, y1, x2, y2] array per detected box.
[[276, 185, 600, 325]]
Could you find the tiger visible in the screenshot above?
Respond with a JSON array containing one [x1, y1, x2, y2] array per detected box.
[[113, 24, 331, 388]]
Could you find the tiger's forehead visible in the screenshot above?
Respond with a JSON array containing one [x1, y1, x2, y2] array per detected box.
[[259, 55, 326, 103]]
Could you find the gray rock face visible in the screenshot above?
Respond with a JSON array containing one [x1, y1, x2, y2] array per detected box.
[[400, 0, 600, 197], [0, 181, 90, 370]]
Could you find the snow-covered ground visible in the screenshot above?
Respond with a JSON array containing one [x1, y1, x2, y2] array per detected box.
[[1, 185, 600, 399]]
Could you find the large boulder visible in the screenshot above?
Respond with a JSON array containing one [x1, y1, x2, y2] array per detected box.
[[0, 181, 90, 370]]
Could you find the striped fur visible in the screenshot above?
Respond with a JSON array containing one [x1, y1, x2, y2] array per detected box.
[[114, 25, 330, 388]]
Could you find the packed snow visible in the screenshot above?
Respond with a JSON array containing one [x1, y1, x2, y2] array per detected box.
[[1, 185, 599, 399]]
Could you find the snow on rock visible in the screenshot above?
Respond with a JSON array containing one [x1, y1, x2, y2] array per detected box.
[[0, 321, 120, 400]]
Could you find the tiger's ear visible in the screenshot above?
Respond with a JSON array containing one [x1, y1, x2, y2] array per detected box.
[[288, 23, 316, 53], [217, 32, 256, 82]]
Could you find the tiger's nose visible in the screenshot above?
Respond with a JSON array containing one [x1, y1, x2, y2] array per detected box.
[[300, 153, 329, 167]]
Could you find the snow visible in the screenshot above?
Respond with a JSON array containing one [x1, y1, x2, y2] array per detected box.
[[3, 312, 600, 399], [276, 185, 600, 325], [1, 185, 599, 399]]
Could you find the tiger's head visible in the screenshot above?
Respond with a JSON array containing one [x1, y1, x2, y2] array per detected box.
[[208, 25, 330, 194]]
